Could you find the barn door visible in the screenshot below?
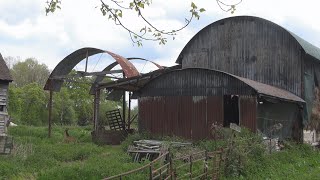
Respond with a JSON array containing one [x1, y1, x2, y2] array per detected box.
[[239, 96, 257, 132]]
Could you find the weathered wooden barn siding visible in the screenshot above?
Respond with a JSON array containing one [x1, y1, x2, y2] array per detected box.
[[0, 81, 9, 135], [140, 69, 255, 97], [177, 16, 303, 96]]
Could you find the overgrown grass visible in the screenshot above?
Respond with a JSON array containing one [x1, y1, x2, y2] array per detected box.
[[1, 126, 320, 179], [0, 125, 144, 180]]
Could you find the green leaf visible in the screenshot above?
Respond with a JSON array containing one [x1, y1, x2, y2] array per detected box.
[[199, 8, 206, 12], [138, 2, 144, 8], [191, 2, 197, 9], [118, 12, 122, 18]]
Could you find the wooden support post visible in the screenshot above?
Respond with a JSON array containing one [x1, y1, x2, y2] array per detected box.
[[93, 86, 101, 132], [189, 155, 193, 178], [122, 72, 126, 130], [169, 153, 174, 180], [204, 150, 208, 179], [149, 163, 153, 179], [48, 89, 53, 138], [128, 92, 132, 129]]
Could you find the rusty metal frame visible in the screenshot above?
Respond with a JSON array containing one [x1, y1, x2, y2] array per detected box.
[[43, 47, 165, 139], [44, 47, 140, 92], [89, 57, 163, 95]]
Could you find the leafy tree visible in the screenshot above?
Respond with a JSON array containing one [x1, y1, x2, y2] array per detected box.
[[3, 56, 20, 69], [45, 0, 242, 46], [10, 58, 50, 87], [8, 83, 48, 125], [62, 71, 94, 125], [53, 87, 76, 125], [7, 86, 23, 124]]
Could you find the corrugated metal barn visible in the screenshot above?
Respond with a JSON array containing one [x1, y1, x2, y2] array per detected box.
[[135, 16, 320, 141]]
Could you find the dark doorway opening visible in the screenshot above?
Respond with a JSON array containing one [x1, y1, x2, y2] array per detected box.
[[223, 95, 239, 127]]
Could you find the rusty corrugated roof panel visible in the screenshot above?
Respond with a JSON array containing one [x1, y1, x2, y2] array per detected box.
[[89, 57, 164, 95], [0, 53, 13, 82], [236, 76, 305, 103], [105, 51, 139, 78]]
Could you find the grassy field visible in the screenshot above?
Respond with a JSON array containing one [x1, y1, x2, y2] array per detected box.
[[0, 125, 147, 180], [1, 125, 320, 180]]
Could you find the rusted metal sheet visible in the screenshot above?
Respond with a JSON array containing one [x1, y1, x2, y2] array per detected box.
[[237, 76, 305, 103], [207, 96, 224, 137], [138, 96, 224, 140], [105, 51, 139, 78], [239, 96, 257, 132], [177, 16, 304, 96], [89, 57, 164, 95]]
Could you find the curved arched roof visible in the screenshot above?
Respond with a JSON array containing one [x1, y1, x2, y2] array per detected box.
[[141, 68, 305, 103], [176, 16, 320, 64], [89, 57, 163, 95], [44, 47, 140, 91]]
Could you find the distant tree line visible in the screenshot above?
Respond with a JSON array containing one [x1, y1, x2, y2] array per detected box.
[[4, 57, 122, 126]]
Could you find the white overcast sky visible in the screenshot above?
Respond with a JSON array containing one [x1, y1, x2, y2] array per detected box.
[[1, 0, 320, 72]]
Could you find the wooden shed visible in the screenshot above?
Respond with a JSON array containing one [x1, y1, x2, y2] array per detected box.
[[0, 53, 13, 154]]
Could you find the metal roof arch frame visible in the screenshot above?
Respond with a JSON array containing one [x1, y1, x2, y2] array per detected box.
[[44, 47, 140, 92]]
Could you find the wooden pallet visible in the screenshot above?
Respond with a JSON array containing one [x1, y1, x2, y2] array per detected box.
[[106, 109, 125, 131]]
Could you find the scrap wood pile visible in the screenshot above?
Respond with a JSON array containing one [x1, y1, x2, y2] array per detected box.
[[127, 140, 192, 162]]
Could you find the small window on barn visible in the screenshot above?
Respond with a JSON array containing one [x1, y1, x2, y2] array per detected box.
[[0, 105, 4, 112]]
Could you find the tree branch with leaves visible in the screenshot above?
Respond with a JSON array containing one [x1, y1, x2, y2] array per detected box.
[[45, 0, 242, 46]]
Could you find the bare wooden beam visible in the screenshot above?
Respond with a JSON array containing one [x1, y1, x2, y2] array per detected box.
[[93, 86, 101, 132], [128, 92, 132, 129]]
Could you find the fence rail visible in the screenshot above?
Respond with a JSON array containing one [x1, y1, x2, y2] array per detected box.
[[104, 149, 224, 180]]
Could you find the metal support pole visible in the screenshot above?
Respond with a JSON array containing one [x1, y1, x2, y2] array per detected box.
[[93, 87, 101, 132], [48, 89, 53, 138], [122, 90, 126, 130]]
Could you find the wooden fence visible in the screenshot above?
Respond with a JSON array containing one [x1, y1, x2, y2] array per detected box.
[[104, 149, 224, 180]]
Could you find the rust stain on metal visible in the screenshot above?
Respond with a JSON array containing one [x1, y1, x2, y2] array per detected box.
[[240, 95, 257, 132], [106, 51, 139, 78], [139, 96, 224, 140]]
